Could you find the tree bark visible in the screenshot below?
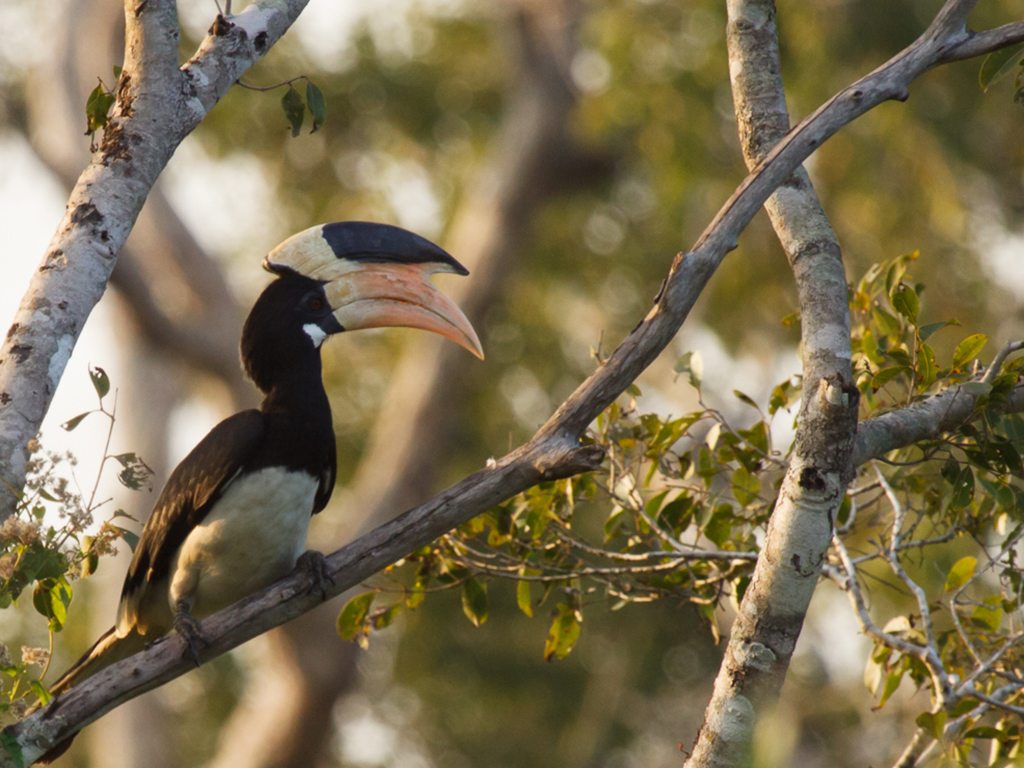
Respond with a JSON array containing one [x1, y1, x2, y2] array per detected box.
[[686, 3, 1024, 765], [686, 2, 855, 764], [0, 0, 306, 521]]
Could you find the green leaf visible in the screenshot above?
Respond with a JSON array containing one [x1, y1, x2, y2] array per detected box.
[[0, 729, 26, 768], [370, 603, 401, 630], [890, 282, 919, 322], [964, 726, 1004, 739], [30, 680, 52, 707], [971, 595, 1003, 632], [461, 577, 488, 627], [46, 577, 72, 631], [674, 351, 703, 389], [739, 421, 770, 456], [80, 537, 100, 578], [110, 525, 140, 552], [919, 319, 958, 341], [405, 583, 425, 609], [871, 305, 901, 337], [89, 365, 110, 399], [696, 446, 716, 481], [769, 378, 797, 414], [950, 466, 975, 509], [872, 366, 909, 388], [61, 411, 93, 431], [658, 495, 693, 531], [702, 504, 733, 547], [305, 81, 326, 132], [337, 592, 375, 641], [731, 466, 760, 507], [544, 603, 581, 661], [516, 577, 534, 618], [281, 86, 305, 137], [917, 341, 937, 389], [32, 582, 51, 620], [877, 667, 904, 708], [732, 390, 759, 410], [916, 710, 947, 740], [84, 80, 115, 135], [979, 45, 1024, 91], [944, 555, 977, 593], [952, 333, 988, 369]]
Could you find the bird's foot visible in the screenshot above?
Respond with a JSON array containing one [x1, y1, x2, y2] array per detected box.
[[173, 602, 207, 667], [297, 549, 334, 600]]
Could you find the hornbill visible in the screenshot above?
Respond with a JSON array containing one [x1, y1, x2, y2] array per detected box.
[[39, 221, 482, 760]]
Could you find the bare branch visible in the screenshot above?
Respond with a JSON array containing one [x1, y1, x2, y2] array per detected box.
[[982, 340, 1024, 385], [853, 381, 1024, 466], [5, 436, 603, 765]]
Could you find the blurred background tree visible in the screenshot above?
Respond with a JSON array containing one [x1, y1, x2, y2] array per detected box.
[[0, 0, 1022, 766]]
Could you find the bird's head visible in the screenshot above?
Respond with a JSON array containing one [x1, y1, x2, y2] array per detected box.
[[241, 222, 483, 392]]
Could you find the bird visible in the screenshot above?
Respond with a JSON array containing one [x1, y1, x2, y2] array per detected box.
[[38, 221, 482, 760]]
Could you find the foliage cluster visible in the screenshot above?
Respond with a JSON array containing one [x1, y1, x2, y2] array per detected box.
[[340, 254, 1024, 763], [0, 368, 148, 719]]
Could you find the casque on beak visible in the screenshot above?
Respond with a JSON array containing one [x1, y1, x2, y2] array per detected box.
[[263, 221, 484, 359]]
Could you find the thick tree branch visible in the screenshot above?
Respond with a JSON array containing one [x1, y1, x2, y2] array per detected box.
[[854, 379, 1024, 465], [687, 0, 856, 764], [5, 434, 603, 765], [0, 0, 308, 520]]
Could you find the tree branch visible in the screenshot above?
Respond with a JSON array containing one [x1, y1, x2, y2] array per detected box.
[[686, 0, 856, 763], [0, 0, 309, 520], [853, 379, 1024, 466], [5, 435, 603, 765]]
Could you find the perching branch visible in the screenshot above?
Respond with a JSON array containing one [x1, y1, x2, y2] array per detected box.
[[5, 0, 1024, 764]]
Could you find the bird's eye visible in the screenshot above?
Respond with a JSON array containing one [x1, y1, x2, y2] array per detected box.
[[305, 295, 326, 312]]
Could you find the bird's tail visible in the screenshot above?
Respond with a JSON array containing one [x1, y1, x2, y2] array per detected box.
[[48, 626, 142, 696], [36, 628, 145, 763]]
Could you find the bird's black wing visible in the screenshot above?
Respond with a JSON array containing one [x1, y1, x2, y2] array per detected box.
[[116, 409, 265, 632], [313, 436, 337, 515]]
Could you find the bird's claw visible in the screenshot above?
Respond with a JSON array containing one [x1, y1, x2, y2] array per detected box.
[[297, 549, 334, 600], [173, 603, 207, 667]]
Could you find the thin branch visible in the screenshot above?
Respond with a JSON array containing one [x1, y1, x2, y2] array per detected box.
[[875, 469, 949, 701], [982, 339, 1024, 384]]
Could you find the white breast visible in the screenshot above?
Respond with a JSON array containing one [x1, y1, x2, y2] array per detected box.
[[168, 467, 318, 617]]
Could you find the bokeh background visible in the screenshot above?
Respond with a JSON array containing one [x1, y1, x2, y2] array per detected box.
[[1, 1, 1022, 766]]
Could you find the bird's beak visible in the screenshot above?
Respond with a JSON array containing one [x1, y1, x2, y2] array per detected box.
[[264, 222, 484, 359], [323, 262, 483, 358]]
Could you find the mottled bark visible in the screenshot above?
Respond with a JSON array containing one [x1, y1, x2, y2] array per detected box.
[[687, 2, 854, 764], [0, 0, 306, 520]]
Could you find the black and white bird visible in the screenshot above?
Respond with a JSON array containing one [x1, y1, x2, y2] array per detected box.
[[46, 221, 482, 701]]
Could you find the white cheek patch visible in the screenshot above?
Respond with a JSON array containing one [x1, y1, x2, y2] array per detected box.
[[303, 323, 328, 348]]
